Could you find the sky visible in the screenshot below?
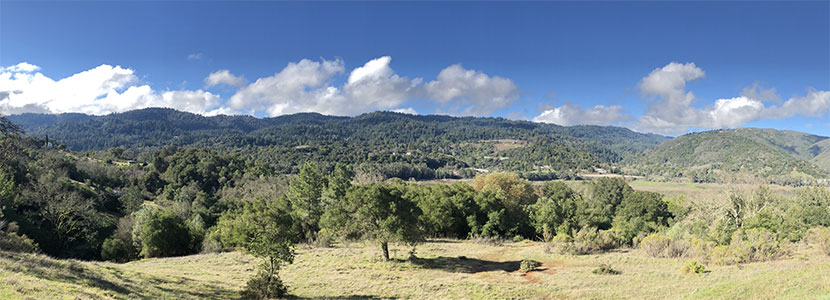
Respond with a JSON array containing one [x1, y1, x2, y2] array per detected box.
[[1, 1, 828, 136]]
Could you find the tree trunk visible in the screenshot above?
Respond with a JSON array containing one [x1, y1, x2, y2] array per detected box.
[[381, 241, 390, 261]]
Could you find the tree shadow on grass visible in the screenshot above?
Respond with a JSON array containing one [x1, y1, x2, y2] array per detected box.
[[404, 256, 522, 273], [1, 251, 239, 299]]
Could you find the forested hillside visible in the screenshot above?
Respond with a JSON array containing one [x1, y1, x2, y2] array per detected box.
[[626, 128, 830, 185], [8, 108, 668, 179]]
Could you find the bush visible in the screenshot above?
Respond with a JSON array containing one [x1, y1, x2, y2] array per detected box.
[[612, 191, 672, 244], [139, 210, 193, 258], [711, 228, 787, 265], [0, 227, 38, 253], [520, 259, 540, 273], [807, 226, 830, 256], [681, 260, 706, 274], [592, 264, 621, 275], [640, 233, 672, 257], [554, 227, 617, 255], [639, 233, 689, 258], [101, 237, 133, 262], [241, 270, 288, 299]]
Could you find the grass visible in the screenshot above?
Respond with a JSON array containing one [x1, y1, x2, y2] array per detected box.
[[2, 239, 829, 299]]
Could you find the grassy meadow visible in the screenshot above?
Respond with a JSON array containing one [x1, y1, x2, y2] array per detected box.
[[2, 239, 829, 299]]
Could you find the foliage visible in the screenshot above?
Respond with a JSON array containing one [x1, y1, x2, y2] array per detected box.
[[681, 260, 706, 274], [226, 197, 296, 299], [0, 222, 38, 253], [470, 172, 536, 238], [710, 228, 787, 265], [324, 183, 424, 260], [242, 270, 288, 299], [612, 190, 673, 243], [529, 181, 580, 239], [553, 227, 617, 255], [101, 237, 132, 263], [807, 226, 830, 256], [139, 209, 194, 258], [580, 178, 632, 230], [592, 263, 621, 275], [519, 259, 540, 273], [286, 162, 325, 243]]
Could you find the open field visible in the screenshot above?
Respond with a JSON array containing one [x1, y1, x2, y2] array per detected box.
[[2, 239, 829, 299]]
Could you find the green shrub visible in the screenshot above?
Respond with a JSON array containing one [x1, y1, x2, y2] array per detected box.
[[710, 228, 787, 265], [710, 245, 739, 265], [639, 233, 689, 258], [555, 227, 617, 255], [681, 260, 706, 274], [0, 223, 38, 253], [101, 237, 133, 262], [241, 270, 288, 299], [592, 264, 621, 275], [640, 233, 672, 257], [139, 209, 193, 258], [807, 226, 830, 256], [520, 259, 540, 273], [612, 191, 672, 244]]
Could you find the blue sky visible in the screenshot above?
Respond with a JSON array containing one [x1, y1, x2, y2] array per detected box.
[[1, 1, 828, 136]]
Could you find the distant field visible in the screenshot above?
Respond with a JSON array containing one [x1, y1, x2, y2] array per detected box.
[[2, 240, 829, 299]]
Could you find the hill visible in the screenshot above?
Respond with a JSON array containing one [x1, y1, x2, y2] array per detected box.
[[7, 108, 668, 177], [2, 240, 829, 300], [627, 128, 830, 184]]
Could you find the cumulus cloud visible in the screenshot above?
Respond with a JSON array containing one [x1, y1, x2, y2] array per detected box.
[[226, 58, 348, 116], [204, 70, 247, 88], [229, 57, 525, 117], [629, 62, 830, 135], [0, 63, 219, 115], [1, 62, 40, 73], [425, 64, 520, 116], [762, 89, 830, 119], [533, 102, 630, 126], [1, 57, 520, 118]]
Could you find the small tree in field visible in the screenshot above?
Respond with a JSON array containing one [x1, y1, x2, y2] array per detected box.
[[234, 197, 295, 299], [335, 184, 423, 261]]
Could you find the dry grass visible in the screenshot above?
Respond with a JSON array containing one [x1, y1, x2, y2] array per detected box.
[[2, 239, 829, 299]]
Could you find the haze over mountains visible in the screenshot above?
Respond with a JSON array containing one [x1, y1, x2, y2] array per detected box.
[[7, 108, 830, 185]]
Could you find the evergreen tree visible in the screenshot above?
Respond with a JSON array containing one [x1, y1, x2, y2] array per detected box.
[[287, 162, 325, 243]]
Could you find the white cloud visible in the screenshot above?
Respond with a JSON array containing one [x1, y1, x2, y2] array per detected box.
[[392, 107, 418, 115], [425, 64, 520, 116], [533, 102, 630, 126], [0, 63, 219, 115], [204, 70, 247, 88], [707, 96, 764, 128], [226, 57, 422, 116], [0, 62, 40, 73], [187, 53, 204, 60], [629, 62, 830, 135], [763, 89, 830, 119]]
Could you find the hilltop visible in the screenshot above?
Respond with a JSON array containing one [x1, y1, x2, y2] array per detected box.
[[627, 128, 830, 184]]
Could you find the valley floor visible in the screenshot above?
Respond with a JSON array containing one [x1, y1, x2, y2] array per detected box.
[[2, 240, 829, 299]]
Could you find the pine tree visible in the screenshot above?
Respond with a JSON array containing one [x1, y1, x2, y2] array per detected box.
[[286, 162, 325, 243]]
